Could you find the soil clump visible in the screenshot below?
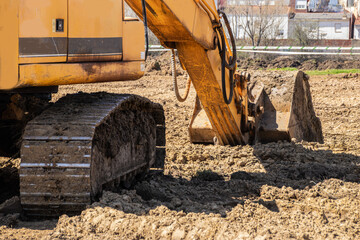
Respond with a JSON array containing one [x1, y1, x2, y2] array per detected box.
[[0, 54, 359, 239]]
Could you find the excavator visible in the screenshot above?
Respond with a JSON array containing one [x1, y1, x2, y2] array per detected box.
[[0, 0, 323, 217]]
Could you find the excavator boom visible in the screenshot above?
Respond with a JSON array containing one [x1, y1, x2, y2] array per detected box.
[[127, 0, 245, 145], [125, 0, 322, 145]]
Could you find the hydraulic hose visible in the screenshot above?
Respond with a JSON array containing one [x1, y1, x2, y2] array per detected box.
[[216, 10, 237, 105], [218, 32, 234, 105], [171, 49, 192, 102], [141, 0, 149, 60], [218, 10, 237, 70]]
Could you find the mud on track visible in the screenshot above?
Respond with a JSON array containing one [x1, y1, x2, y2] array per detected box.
[[0, 59, 360, 239]]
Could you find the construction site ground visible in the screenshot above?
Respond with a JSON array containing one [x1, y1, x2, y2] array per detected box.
[[0, 53, 360, 239]]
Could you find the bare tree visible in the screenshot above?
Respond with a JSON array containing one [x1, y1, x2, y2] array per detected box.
[[225, 0, 287, 46], [291, 21, 319, 46]]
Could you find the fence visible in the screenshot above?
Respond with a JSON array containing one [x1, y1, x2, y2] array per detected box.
[[149, 45, 360, 55]]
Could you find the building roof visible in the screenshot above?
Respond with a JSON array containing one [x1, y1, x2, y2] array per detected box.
[[293, 12, 351, 20]]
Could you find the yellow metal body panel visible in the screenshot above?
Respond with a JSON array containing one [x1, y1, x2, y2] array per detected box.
[[18, 61, 144, 87], [19, 0, 67, 37], [19, 0, 68, 63], [68, 0, 123, 38], [68, 0, 123, 62], [0, 0, 145, 90], [0, 0, 19, 90], [19, 57, 67, 65], [123, 20, 145, 61]]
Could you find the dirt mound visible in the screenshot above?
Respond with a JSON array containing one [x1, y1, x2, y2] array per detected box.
[[301, 59, 318, 70], [46, 176, 360, 239], [237, 55, 360, 71], [317, 60, 342, 70], [148, 52, 360, 73], [266, 57, 301, 69], [0, 63, 359, 239], [0, 158, 20, 205], [145, 52, 186, 77]]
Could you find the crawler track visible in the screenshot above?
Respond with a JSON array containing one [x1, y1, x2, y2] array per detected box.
[[19, 93, 164, 217]]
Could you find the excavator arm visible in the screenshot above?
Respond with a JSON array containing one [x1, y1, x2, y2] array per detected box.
[[126, 0, 247, 145], [126, 0, 323, 146]]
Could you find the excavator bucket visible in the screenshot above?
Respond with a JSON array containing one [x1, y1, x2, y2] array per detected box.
[[189, 71, 323, 144], [252, 71, 323, 143]]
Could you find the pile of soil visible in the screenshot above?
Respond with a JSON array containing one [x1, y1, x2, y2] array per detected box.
[[0, 158, 19, 204], [0, 55, 359, 238], [146, 52, 360, 72], [237, 55, 360, 71], [145, 51, 187, 77]]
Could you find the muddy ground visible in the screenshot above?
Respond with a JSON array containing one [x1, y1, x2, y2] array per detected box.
[[0, 54, 359, 239], [238, 55, 360, 71], [148, 51, 360, 71]]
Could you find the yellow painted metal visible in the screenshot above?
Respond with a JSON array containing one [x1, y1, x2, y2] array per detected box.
[[126, 0, 244, 145], [19, 0, 68, 63], [68, 54, 124, 63], [0, 0, 19, 90], [18, 61, 144, 88], [68, 0, 123, 62], [195, 0, 219, 22], [177, 42, 244, 145], [0, 0, 146, 90], [123, 20, 145, 61], [19, 0, 67, 38], [68, 0, 123, 38], [125, 0, 216, 50], [19, 57, 67, 64]]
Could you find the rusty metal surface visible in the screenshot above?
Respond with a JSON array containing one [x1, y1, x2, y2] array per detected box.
[[18, 61, 144, 88]]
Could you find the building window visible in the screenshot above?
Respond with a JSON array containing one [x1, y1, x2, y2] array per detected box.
[[295, 0, 307, 9], [335, 23, 342, 33]]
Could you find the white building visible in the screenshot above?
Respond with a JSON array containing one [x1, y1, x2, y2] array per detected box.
[[354, 20, 360, 39], [225, 1, 290, 40], [295, 0, 308, 10], [290, 12, 352, 39]]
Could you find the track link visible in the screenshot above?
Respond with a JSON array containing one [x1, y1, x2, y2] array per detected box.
[[20, 93, 164, 217]]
